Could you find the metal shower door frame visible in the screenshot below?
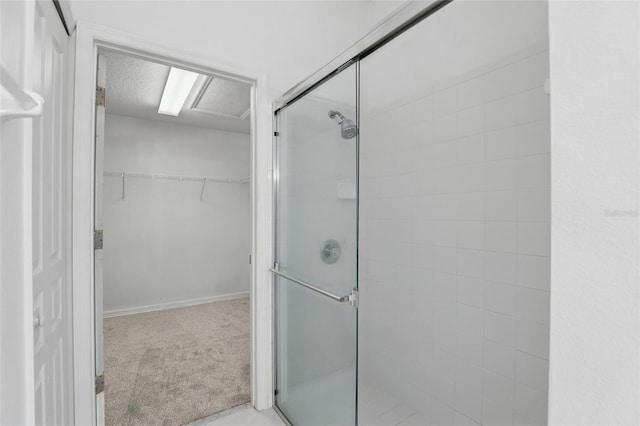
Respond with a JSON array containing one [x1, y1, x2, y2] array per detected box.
[[271, 59, 361, 425], [273, 0, 452, 113], [270, 1, 455, 424]]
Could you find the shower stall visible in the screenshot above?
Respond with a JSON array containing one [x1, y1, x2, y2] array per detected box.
[[272, 1, 551, 424]]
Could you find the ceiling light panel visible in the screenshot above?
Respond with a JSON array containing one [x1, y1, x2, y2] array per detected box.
[[158, 67, 200, 116], [191, 77, 251, 118]]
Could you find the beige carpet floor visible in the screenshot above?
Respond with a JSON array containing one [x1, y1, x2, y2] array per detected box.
[[104, 298, 250, 426]]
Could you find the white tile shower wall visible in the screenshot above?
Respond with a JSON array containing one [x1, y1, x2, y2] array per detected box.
[[359, 48, 550, 425]]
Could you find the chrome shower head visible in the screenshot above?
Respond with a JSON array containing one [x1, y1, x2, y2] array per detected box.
[[328, 110, 358, 140], [340, 118, 358, 139]]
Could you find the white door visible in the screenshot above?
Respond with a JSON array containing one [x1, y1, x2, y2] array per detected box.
[[31, 0, 73, 424], [94, 53, 107, 426]]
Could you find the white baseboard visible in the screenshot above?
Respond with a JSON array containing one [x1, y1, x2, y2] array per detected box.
[[103, 291, 250, 318]]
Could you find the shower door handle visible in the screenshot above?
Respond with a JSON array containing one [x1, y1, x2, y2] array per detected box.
[[270, 268, 358, 308]]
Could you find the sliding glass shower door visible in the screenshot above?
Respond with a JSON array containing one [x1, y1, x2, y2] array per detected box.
[[273, 63, 359, 425]]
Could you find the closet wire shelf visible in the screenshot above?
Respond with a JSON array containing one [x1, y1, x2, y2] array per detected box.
[[104, 171, 250, 201], [104, 171, 250, 184]]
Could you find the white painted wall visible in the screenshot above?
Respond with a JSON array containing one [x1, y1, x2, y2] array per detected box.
[[365, 0, 405, 29], [548, 1, 640, 425], [102, 114, 250, 314], [68, 0, 373, 99]]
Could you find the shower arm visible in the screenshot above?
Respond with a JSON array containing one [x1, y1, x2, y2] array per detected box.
[[328, 110, 346, 122]]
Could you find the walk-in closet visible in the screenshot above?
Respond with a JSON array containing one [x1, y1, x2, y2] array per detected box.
[[98, 50, 252, 426]]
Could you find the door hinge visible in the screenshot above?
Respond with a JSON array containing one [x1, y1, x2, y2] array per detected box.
[[348, 289, 359, 308], [94, 229, 103, 250], [96, 86, 106, 107], [249, 254, 252, 265], [273, 131, 279, 137], [274, 389, 279, 396], [95, 374, 105, 394]]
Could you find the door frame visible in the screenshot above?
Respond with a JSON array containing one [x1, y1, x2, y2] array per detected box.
[[71, 21, 273, 426]]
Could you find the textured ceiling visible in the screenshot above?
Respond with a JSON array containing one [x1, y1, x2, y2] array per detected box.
[[102, 51, 251, 133]]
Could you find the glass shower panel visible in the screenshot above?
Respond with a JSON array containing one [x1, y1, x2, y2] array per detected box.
[[274, 63, 358, 425], [359, 1, 550, 425]]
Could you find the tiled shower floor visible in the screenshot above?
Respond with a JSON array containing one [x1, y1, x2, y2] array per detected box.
[[272, 367, 426, 425], [199, 406, 285, 425], [359, 384, 423, 425]]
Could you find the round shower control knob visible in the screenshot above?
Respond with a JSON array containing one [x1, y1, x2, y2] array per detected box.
[[321, 239, 342, 264]]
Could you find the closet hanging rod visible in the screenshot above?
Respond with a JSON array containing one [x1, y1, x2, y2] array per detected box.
[[0, 65, 44, 121], [104, 171, 250, 184]]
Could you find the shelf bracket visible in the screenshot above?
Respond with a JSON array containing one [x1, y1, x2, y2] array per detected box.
[[121, 172, 126, 199], [200, 177, 207, 201]]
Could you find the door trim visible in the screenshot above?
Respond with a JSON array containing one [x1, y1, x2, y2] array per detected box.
[[71, 21, 273, 426]]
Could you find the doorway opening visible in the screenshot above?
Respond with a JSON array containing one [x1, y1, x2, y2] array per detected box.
[[95, 48, 253, 426]]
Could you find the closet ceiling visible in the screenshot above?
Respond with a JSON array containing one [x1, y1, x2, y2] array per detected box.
[[102, 51, 251, 134]]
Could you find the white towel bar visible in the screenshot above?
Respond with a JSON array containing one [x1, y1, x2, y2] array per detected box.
[[0, 65, 44, 121]]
